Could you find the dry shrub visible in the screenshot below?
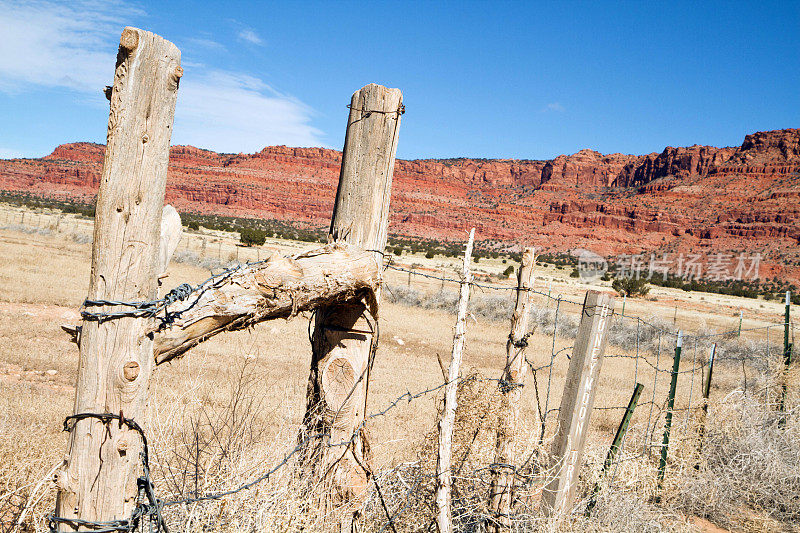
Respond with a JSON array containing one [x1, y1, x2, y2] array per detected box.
[[0, 224, 51, 236], [360, 369, 696, 532], [171, 249, 229, 271], [667, 389, 800, 530], [69, 232, 92, 245], [146, 358, 344, 532], [361, 371, 506, 531]]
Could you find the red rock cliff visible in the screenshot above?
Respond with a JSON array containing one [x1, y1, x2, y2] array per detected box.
[[1, 128, 799, 281]]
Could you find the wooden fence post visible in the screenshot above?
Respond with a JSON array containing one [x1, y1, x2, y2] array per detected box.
[[54, 27, 181, 529], [301, 83, 403, 528], [542, 290, 615, 517], [487, 247, 535, 531], [435, 228, 475, 533]]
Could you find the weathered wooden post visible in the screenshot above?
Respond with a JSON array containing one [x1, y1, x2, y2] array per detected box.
[[487, 247, 535, 531], [53, 27, 181, 529], [301, 83, 403, 528], [436, 228, 475, 533], [542, 290, 615, 517]]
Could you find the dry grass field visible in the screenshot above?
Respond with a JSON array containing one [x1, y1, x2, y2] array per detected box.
[[0, 204, 797, 532]]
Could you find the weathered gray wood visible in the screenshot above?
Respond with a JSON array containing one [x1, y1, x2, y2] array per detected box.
[[159, 205, 182, 275], [435, 228, 475, 533], [54, 27, 181, 528], [154, 243, 381, 363], [488, 247, 535, 531], [542, 290, 615, 517], [302, 83, 402, 528]]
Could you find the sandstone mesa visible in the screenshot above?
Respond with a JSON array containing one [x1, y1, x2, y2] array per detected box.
[[0, 128, 798, 281]]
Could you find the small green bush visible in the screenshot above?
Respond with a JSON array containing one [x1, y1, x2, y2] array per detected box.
[[611, 276, 650, 297], [239, 227, 267, 247]]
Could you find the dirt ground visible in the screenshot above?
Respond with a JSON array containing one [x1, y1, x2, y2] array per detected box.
[[0, 204, 794, 532]]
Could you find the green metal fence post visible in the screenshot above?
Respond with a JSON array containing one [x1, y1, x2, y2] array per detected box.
[[738, 309, 743, 337], [785, 291, 792, 366], [621, 294, 626, 318], [779, 292, 792, 421], [657, 331, 683, 491], [696, 343, 716, 466], [585, 382, 644, 515]]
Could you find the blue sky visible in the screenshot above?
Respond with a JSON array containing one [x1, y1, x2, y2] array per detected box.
[[0, 0, 798, 160]]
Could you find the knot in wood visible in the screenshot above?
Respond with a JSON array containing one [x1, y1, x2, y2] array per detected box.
[[123, 361, 140, 381], [169, 65, 183, 91]]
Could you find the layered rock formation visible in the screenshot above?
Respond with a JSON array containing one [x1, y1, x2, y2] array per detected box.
[[1, 128, 799, 281]]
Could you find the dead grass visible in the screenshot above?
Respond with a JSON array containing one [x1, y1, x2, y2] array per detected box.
[[0, 219, 797, 532]]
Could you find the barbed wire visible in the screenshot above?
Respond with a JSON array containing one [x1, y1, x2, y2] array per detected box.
[[43, 244, 795, 531]]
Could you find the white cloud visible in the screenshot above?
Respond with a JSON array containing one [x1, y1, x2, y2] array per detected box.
[[0, 0, 137, 93], [237, 29, 263, 46], [174, 70, 325, 152], [0, 0, 322, 152], [544, 102, 565, 112], [0, 147, 23, 159], [185, 37, 227, 52]]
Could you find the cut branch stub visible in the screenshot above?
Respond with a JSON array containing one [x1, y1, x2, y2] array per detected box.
[[154, 242, 381, 364]]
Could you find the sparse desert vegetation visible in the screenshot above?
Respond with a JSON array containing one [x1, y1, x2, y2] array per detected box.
[[0, 206, 797, 532]]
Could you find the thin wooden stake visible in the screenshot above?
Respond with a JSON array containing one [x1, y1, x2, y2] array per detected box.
[[542, 290, 615, 517], [54, 27, 181, 527], [487, 247, 535, 532], [779, 291, 793, 423], [436, 228, 475, 533]]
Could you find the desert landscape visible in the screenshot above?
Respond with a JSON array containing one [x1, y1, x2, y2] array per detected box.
[[1, 127, 799, 284], [0, 199, 797, 532], [0, 3, 798, 532]]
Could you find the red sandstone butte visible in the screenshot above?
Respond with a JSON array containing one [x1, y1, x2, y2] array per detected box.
[[1, 128, 798, 281]]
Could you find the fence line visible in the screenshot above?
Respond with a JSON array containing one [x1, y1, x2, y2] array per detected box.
[[4, 221, 792, 530]]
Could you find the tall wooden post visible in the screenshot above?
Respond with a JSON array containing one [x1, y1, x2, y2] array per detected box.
[[542, 290, 615, 517], [488, 247, 535, 531], [302, 83, 402, 528], [54, 28, 181, 528], [435, 228, 475, 533]]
